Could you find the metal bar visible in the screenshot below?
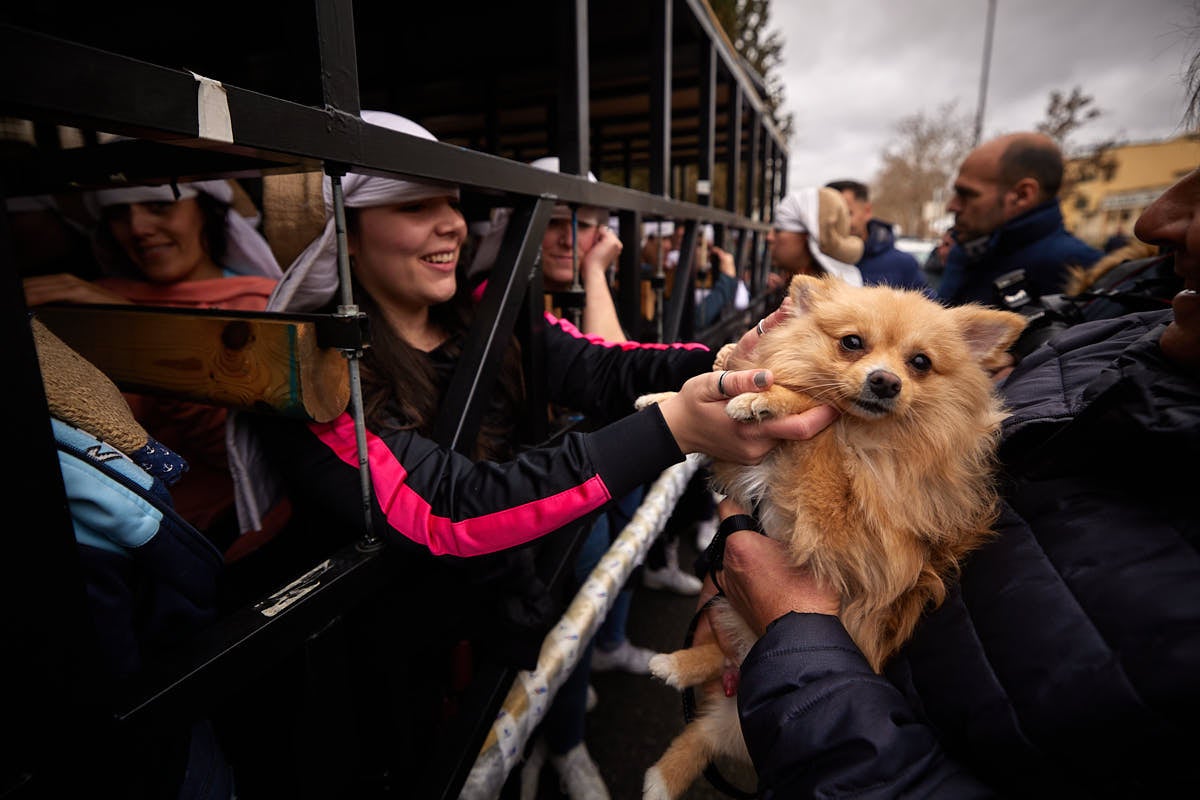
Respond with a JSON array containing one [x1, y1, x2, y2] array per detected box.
[[328, 169, 379, 549], [725, 83, 742, 214], [0, 26, 768, 230], [697, 41, 716, 207], [649, 0, 672, 197], [678, 0, 788, 153], [743, 108, 760, 226], [116, 544, 386, 727], [663, 220, 698, 342], [557, 0, 589, 176], [314, 0, 361, 117], [616, 208, 643, 334], [431, 197, 554, 453]]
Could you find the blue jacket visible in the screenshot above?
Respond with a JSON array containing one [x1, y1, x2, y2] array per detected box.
[[738, 309, 1200, 798], [55, 418, 233, 799], [694, 270, 741, 328], [857, 219, 928, 290], [936, 200, 1102, 307]]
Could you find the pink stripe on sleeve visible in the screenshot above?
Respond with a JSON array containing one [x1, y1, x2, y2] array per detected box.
[[545, 311, 710, 351], [310, 415, 613, 557]]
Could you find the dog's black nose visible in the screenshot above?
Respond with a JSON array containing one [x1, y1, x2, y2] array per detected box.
[[868, 369, 902, 400]]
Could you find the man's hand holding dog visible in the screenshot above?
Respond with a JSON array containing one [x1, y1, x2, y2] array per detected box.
[[718, 527, 841, 636]]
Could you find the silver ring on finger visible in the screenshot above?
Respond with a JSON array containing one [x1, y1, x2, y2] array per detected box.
[[756, 319, 766, 336], [718, 370, 731, 397]]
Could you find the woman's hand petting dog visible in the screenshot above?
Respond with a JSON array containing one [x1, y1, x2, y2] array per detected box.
[[658, 370, 838, 464]]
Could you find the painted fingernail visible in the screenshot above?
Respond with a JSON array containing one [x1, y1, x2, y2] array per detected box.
[[753, 370, 768, 388]]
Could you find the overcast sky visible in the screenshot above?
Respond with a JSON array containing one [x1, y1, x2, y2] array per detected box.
[[769, 0, 1199, 191]]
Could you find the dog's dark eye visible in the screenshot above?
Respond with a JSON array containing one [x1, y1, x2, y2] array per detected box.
[[840, 334, 864, 351], [910, 353, 932, 372]]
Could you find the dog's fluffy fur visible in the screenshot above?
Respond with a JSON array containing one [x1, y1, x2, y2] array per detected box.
[[638, 274, 1028, 800]]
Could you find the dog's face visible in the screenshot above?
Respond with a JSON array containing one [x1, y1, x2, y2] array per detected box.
[[762, 275, 1027, 424]]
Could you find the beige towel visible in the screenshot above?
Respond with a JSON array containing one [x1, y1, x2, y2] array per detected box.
[[32, 317, 148, 455]]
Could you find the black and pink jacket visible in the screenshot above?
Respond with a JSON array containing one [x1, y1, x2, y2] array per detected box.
[[254, 313, 713, 559]]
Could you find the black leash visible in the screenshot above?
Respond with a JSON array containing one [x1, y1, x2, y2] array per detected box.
[[681, 513, 764, 800]]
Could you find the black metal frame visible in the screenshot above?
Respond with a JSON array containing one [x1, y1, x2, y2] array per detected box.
[[0, 2, 788, 797]]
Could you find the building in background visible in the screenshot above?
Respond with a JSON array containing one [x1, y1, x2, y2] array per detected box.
[[1062, 133, 1200, 247]]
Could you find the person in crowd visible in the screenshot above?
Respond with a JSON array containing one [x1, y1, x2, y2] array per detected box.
[[638, 220, 681, 337], [935, 131, 1103, 308], [513, 156, 661, 799], [240, 113, 835, 793], [23, 178, 285, 552], [698, 112, 1200, 798], [628, 219, 719, 596], [922, 227, 955, 287], [825, 179, 928, 290], [765, 186, 864, 290], [688, 223, 748, 330]]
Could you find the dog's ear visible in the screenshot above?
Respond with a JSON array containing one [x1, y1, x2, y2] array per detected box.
[[788, 273, 826, 314], [951, 305, 1029, 364]]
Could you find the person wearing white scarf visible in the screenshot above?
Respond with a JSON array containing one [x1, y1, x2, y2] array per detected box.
[[233, 110, 462, 533], [267, 110, 459, 313], [86, 179, 283, 280], [771, 187, 863, 286]]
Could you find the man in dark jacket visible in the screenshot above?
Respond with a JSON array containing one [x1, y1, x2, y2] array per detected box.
[[935, 132, 1102, 307], [707, 154, 1200, 797], [826, 179, 928, 290]]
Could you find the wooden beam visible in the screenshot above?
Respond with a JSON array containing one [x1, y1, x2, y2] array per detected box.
[[34, 305, 350, 422]]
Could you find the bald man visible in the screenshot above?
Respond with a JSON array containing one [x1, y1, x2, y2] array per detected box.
[[936, 132, 1102, 307]]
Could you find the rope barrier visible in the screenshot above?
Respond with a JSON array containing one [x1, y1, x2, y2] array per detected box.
[[458, 453, 707, 799]]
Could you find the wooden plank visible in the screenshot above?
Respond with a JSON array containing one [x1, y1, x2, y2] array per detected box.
[[34, 305, 350, 422]]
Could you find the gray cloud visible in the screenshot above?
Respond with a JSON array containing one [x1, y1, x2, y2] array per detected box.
[[770, 0, 1197, 192]]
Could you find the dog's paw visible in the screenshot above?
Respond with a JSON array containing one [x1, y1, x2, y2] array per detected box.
[[648, 653, 685, 688], [725, 392, 774, 421], [635, 391, 676, 411], [643, 766, 672, 800]]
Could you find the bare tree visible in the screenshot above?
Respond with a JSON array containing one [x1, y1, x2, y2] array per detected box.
[[871, 102, 974, 238], [709, 0, 793, 138], [1036, 86, 1119, 226], [1036, 86, 1102, 146]]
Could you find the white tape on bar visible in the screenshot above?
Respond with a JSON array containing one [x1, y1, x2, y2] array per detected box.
[[458, 453, 707, 800], [190, 71, 233, 143]]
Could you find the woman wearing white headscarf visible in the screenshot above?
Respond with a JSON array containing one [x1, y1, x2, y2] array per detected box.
[[769, 186, 864, 287], [25, 178, 281, 310], [23, 176, 284, 544], [240, 111, 832, 562]]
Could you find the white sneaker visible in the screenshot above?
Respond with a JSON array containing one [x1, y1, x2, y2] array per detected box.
[[520, 735, 548, 800], [591, 639, 657, 674], [550, 742, 611, 800], [642, 564, 703, 595]]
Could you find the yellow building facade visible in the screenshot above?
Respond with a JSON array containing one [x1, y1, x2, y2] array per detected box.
[[1063, 133, 1200, 247]]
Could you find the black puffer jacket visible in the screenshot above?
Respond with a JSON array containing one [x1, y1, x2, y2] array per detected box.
[[738, 310, 1200, 798]]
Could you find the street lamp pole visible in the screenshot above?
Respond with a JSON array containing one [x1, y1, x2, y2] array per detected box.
[[973, 0, 997, 146]]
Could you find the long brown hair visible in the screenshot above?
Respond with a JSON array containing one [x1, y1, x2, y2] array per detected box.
[[353, 262, 525, 463]]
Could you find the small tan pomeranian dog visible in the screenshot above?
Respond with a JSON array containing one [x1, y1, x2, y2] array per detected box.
[[638, 274, 1028, 800]]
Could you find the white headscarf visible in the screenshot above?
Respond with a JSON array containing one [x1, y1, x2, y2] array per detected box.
[[773, 187, 863, 286], [467, 155, 606, 279], [85, 179, 283, 280], [267, 110, 460, 312]]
